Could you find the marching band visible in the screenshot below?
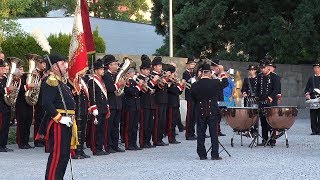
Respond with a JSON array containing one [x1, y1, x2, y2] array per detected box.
[[1, 50, 319, 178]]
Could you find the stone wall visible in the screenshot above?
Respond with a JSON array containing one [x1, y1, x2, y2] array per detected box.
[[97, 53, 313, 108]]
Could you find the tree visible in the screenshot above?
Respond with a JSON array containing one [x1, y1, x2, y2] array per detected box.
[[17, 0, 50, 17], [151, 0, 320, 64], [89, 0, 150, 23]]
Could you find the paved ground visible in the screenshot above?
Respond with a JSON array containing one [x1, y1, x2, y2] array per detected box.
[[1, 109, 320, 180]]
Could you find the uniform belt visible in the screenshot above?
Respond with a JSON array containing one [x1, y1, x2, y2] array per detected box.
[[57, 109, 75, 115]]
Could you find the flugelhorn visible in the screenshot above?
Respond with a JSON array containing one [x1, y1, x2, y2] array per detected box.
[[4, 57, 22, 106], [25, 54, 43, 106]]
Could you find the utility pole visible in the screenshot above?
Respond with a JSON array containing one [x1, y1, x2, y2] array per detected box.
[[169, 0, 173, 57]]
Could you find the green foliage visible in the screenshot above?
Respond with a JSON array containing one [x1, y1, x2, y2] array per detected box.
[[89, 0, 150, 24], [0, 0, 33, 18], [151, 0, 320, 64], [1, 29, 106, 62], [17, 0, 50, 17]]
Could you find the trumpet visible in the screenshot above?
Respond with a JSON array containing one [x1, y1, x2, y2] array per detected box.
[[134, 76, 155, 94], [168, 76, 192, 89]]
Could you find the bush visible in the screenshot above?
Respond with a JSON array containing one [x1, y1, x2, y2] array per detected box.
[[1, 29, 106, 63]]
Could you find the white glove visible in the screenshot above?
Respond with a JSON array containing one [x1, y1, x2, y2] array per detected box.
[[190, 77, 196, 84], [59, 116, 73, 127], [94, 118, 99, 125], [92, 109, 99, 116]]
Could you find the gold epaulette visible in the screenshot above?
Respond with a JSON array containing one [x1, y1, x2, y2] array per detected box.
[[46, 75, 59, 87]]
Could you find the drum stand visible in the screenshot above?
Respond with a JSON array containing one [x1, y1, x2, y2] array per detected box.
[[248, 130, 264, 148], [206, 140, 231, 157], [265, 129, 288, 148]]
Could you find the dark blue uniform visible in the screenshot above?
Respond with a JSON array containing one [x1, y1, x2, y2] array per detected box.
[[241, 77, 258, 107], [256, 72, 280, 143], [305, 75, 320, 134], [191, 77, 228, 159]]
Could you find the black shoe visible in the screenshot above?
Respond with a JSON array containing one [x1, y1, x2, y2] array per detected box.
[[126, 146, 136, 150], [148, 143, 156, 148], [311, 132, 317, 135], [144, 144, 151, 148], [205, 134, 210, 138], [219, 132, 226, 136], [4, 147, 13, 152], [114, 147, 125, 152], [19, 145, 29, 149], [154, 141, 168, 146], [80, 150, 91, 158], [0, 147, 7, 152], [72, 154, 85, 159], [169, 140, 181, 144], [107, 148, 117, 153], [178, 126, 185, 132], [26, 144, 34, 149], [95, 150, 109, 156], [200, 157, 208, 160], [134, 146, 142, 150], [211, 156, 222, 160], [186, 136, 197, 140], [34, 142, 45, 147]]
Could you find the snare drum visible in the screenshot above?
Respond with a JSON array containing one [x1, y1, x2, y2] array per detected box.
[[264, 106, 298, 129], [305, 98, 320, 109], [223, 107, 259, 131]]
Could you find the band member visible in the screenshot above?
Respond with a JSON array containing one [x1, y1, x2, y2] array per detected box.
[[210, 59, 227, 136], [138, 55, 158, 148], [268, 62, 282, 103], [41, 53, 75, 180], [151, 56, 169, 146], [70, 74, 91, 159], [123, 66, 143, 150], [191, 63, 228, 160], [88, 60, 110, 155], [305, 61, 320, 135], [15, 61, 34, 149], [33, 57, 48, 147], [241, 65, 258, 107], [183, 57, 197, 140], [256, 57, 280, 146], [167, 64, 185, 144], [0, 58, 13, 152], [102, 54, 126, 153]]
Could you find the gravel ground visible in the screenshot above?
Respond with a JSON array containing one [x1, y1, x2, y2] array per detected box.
[[1, 109, 319, 180]]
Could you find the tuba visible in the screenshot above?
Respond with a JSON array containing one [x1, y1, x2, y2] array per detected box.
[[115, 57, 136, 96], [4, 57, 22, 106], [25, 54, 43, 106]]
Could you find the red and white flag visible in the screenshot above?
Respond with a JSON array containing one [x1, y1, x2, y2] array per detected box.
[[68, 0, 95, 92]]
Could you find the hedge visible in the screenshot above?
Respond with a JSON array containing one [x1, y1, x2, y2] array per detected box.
[[0, 28, 106, 63]]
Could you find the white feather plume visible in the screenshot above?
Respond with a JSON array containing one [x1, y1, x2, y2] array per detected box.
[[31, 28, 52, 53]]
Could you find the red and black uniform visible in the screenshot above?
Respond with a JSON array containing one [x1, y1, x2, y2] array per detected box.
[[15, 74, 34, 148], [123, 78, 142, 150], [182, 69, 196, 139], [88, 75, 110, 155], [71, 78, 90, 158], [42, 75, 76, 180], [0, 75, 12, 152], [138, 74, 156, 148], [103, 70, 123, 152], [151, 71, 169, 146], [167, 83, 184, 143]]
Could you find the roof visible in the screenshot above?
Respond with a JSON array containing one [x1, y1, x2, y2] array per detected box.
[[16, 17, 164, 55]]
